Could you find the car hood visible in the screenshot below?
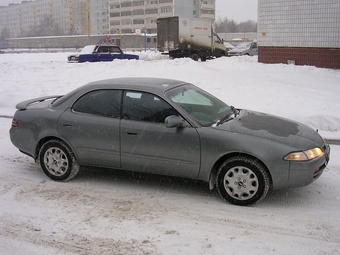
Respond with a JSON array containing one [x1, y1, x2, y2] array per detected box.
[[214, 110, 325, 149], [228, 49, 247, 53]]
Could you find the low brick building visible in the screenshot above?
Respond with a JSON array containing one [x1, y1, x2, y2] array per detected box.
[[257, 0, 340, 69]]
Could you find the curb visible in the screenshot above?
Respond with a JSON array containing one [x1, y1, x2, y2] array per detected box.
[[0, 115, 13, 119], [325, 139, 340, 145]]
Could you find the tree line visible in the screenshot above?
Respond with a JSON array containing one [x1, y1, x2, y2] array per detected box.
[[0, 15, 77, 43], [214, 17, 257, 33]]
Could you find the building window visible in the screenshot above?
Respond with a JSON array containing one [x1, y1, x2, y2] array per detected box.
[[133, 19, 144, 25], [110, 4, 120, 9], [110, 12, 120, 17], [133, 9, 145, 15], [160, 7, 172, 13], [121, 2, 132, 8], [133, 1, 145, 7], [201, 10, 214, 15], [110, 20, 120, 26], [121, 11, 132, 16], [146, 9, 158, 14], [121, 19, 132, 25]]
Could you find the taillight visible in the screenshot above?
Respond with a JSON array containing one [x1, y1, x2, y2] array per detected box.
[[12, 118, 18, 127]]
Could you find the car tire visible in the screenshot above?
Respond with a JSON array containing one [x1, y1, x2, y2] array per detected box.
[[39, 139, 80, 182], [216, 156, 270, 206], [191, 54, 199, 61], [200, 56, 207, 62]]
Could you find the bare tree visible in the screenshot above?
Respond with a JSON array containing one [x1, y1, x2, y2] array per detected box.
[[215, 18, 257, 33]]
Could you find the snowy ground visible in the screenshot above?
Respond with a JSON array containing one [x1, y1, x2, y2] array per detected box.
[[0, 52, 340, 254]]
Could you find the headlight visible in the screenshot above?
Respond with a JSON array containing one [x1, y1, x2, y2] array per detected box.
[[284, 147, 324, 161]]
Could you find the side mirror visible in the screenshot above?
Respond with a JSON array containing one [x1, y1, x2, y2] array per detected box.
[[165, 115, 184, 128]]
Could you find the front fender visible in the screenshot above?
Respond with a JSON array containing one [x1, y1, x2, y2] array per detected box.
[[197, 128, 292, 190]]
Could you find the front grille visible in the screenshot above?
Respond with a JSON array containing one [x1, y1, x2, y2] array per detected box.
[[322, 144, 327, 152], [313, 163, 326, 180]]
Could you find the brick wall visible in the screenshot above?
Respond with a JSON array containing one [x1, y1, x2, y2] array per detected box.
[[258, 47, 340, 69]]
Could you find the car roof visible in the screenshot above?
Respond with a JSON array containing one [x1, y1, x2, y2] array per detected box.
[[96, 44, 120, 47], [54, 78, 189, 107], [83, 77, 189, 94]]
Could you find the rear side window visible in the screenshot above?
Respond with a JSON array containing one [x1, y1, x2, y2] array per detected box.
[[73, 90, 122, 118]]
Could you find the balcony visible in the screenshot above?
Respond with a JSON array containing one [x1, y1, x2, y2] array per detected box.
[[120, 6, 132, 11], [200, 13, 215, 19], [200, 3, 214, 9], [159, 0, 173, 7]]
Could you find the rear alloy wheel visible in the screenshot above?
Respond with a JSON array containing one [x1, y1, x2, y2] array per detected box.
[[39, 140, 80, 181], [216, 156, 270, 206]]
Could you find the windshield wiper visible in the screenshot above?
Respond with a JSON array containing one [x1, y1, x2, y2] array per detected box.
[[214, 106, 239, 126], [231, 106, 240, 116]]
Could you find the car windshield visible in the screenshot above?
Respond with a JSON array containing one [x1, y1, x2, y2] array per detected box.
[[80, 45, 96, 54], [166, 84, 232, 127], [236, 42, 251, 49]]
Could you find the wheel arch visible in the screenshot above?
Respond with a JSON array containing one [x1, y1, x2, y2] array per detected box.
[[208, 152, 273, 190], [35, 136, 77, 161]]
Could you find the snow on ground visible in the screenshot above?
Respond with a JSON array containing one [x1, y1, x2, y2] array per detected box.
[[0, 52, 340, 254]]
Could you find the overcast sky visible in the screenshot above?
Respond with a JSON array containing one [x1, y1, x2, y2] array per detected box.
[[216, 0, 258, 22], [0, 0, 258, 23]]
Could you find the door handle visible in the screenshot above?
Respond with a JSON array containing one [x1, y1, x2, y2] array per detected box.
[[126, 130, 138, 136]]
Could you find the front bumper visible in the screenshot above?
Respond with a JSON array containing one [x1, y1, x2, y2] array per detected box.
[[67, 56, 79, 62], [288, 144, 330, 188]]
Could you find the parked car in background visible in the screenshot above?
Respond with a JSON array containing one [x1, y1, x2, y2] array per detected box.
[[228, 41, 258, 56], [10, 78, 330, 206], [223, 42, 235, 54], [67, 44, 139, 62]]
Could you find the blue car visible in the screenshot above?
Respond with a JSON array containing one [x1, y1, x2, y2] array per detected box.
[[67, 44, 139, 62]]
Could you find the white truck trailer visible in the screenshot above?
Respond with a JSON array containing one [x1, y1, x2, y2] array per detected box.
[[157, 17, 227, 61]]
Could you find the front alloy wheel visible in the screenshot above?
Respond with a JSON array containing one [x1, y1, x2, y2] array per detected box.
[[216, 156, 270, 206]]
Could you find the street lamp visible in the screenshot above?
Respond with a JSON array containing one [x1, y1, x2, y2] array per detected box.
[[142, 26, 146, 52], [84, 8, 90, 37]]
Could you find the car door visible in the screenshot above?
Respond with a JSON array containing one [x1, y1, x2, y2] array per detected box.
[[120, 91, 201, 178], [250, 42, 258, 56], [57, 89, 122, 168], [96, 46, 112, 61], [110, 46, 124, 60]]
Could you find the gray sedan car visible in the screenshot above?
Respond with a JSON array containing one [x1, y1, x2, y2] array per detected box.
[[228, 42, 258, 56], [10, 78, 330, 206]]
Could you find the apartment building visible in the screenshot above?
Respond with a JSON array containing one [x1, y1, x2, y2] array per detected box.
[[90, 0, 109, 34], [0, 0, 89, 38], [0, 0, 215, 39], [258, 0, 340, 69], [109, 0, 216, 34]]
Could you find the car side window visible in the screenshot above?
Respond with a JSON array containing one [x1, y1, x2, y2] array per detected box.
[[73, 90, 122, 118], [110, 46, 122, 54], [98, 46, 109, 53], [122, 91, 178, 123]]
